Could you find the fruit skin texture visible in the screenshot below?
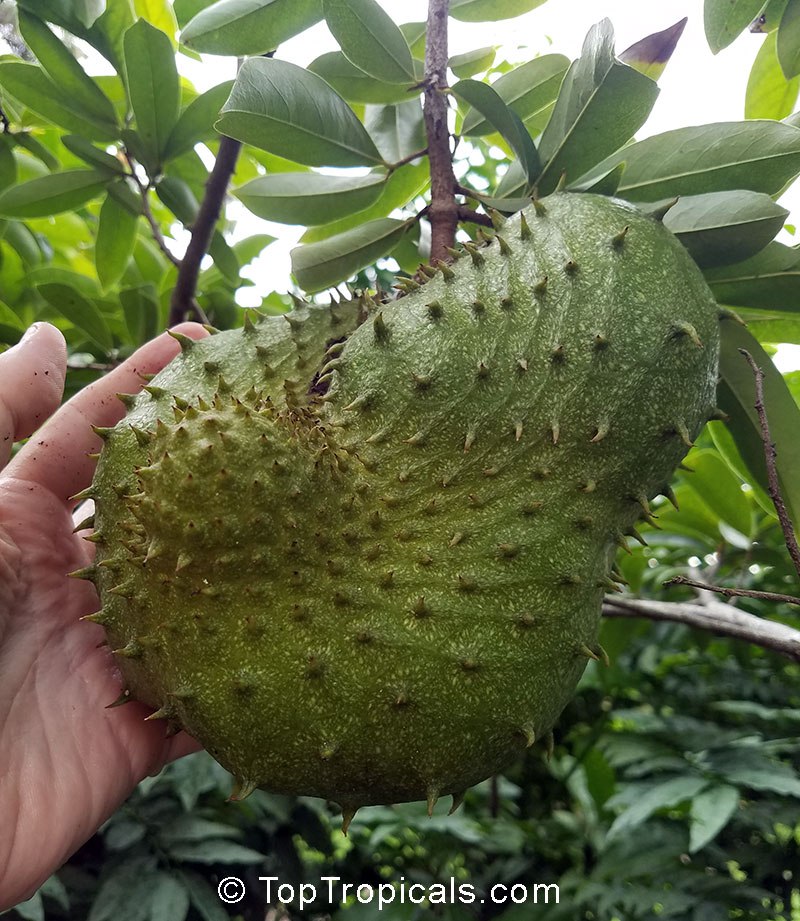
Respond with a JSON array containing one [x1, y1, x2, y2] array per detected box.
[[85, 192, 720, 816]]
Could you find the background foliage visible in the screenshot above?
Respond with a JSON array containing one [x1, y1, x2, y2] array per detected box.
[[1, 0, 800, 918]]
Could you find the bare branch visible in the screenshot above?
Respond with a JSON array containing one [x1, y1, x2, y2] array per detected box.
[[388, 147, 429, 171], [456, 206, 494, 228], [739, 348, 800, 579], [603, 595, 800, 663], [168, 134, 241, 326], [139, 183, 181, 269], [665, 575, 800, 607], [422, 0, 458, 265]]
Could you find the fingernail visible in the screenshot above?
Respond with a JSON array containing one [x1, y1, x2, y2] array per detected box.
[[21, 323, 41, 343]]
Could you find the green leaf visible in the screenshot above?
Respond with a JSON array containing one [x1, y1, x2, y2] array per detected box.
[[707, 749, 800, 796], [537, 19, 660, 193], [14, 132, 59, 171], [308, 51, 423, 105], [164, 80, 235, 160], [0, 138, 17, 193], [741, 312, 800, 345], [752, 0, 791, 33], [619, 17, 687, 81], [88, 859, 158, 921], [166, 839, 266, 864], [96, 192, 139, 290], [449, 0, 548, 22], [147, 873, 189, 921], [717, 319, 800, 530], [301, 160, 429, 241], [399, 21, 426, 57], [86, 2, 137, 75], [0, 62, 118, 141], [159, 816, 243, 844], [208, 234, 239, 282], [107, 178, 144, 216], [705, 0, 764, 52], [704, 241, 800, 312], [324, 0, 415, 84], [609, 120, 800, 201], [17, 11, 119, 130], [235, 171, 386, 225], [181, 0, 323, 55], [682, 449, 754, 537], [120, 285, 160, 345], [124, 19, 181, 171], [156, 175, 199, 223], [708, 421, 776, 517], [569, 161, 625, 195], [75, 0, 106, 28], [364, 99, 425, 164], [179, 872, 228, 921], [0, 169, 110, 218], [9, 891, 44, 921], [689, 785, 740, 853], [292, 217, 410, 291], [134, 0, 180, 48], [0, 300, 26, 333], [175, 0, 218, 28], [61, 135, 127, 175], [217, 57, 383, 168], [608, 775, 710, 838], [452, 79, 541, 185], [38, 282, 113, 351], [746, 31, 800, 119], [658, 190, 789, 268], [449, 46, 496, 79], [778, 0, 800, 77], [2, 221, 42, 265], [461, 54, 569, 137]]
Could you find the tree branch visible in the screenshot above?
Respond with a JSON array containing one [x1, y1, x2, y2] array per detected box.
[[137, 180, 181, 269], [422, 0, 458, 265], [739, 348, 800, 580], [665, 575, 800, 607], [456, 205, 494, 228], [603, 595, 800, 663], [168, 134, 242, 326], [388, 147, 428, 172]]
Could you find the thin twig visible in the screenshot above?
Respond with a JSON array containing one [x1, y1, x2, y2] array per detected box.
[[388, 147, 429, 171], [168, 134, 242, 326], [603, 595, 800, 663], [422, 0, 458, 265], [665, 575, 800, 608], [123, 153, 181, 268], [456, 205, 494, 228], [739, 348, 800, 579], [140, 185, 180, 269]]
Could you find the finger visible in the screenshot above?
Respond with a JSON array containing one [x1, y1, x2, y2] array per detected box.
[[0, 323, 67, 469], [5, 323, 209, 503]]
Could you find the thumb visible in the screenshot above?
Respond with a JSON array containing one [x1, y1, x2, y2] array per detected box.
[[0, 323, 67, 470]]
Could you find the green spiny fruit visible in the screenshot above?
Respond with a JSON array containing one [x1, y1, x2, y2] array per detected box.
[[82, 192, 720, 821]]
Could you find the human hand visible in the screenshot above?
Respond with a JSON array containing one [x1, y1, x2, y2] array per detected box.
[[0, 322, 208, 911]]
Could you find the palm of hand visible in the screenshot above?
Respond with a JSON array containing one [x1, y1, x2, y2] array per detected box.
[[0, 323, 205, 910]]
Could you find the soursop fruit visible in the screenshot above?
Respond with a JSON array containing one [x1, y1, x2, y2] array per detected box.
[[81, 192, 721, 821]]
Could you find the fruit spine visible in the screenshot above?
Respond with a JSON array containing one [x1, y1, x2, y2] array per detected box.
[[79, 192, 721, 821]]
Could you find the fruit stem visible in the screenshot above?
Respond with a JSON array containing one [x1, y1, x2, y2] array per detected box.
[[422, 0, 459, 265]]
